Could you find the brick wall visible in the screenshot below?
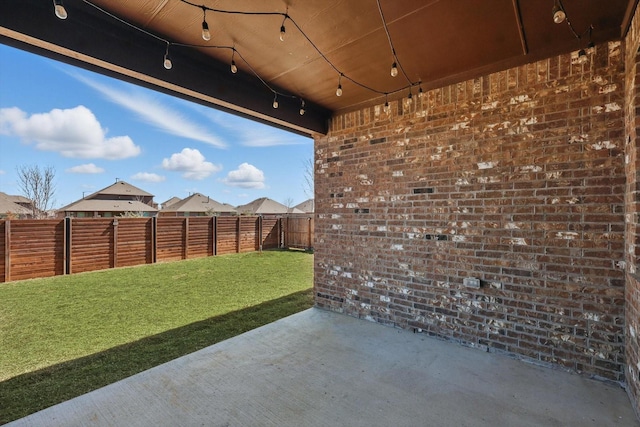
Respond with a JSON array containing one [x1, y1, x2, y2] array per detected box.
[[314, 42, 627, 381], [625, 2, 640, 416]]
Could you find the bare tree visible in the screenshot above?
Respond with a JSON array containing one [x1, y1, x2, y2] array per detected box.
[[283, 197, 294, 213], [303, 157, 314, 198], [16, 165, 56, 219]]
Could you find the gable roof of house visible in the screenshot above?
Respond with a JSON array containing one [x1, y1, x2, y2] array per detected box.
[[161, 193, 236, 213], [58, 199, 158, 213], [58, 180, 155, 212], [0, 193, 32, 215], [161, 196, 182, 209], [236, 197, 305, 215], [86, 180, 153, 198], [0, 192, 32, 205], [294, 199, 314, 213]]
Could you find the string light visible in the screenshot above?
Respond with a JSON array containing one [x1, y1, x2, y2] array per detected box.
[[552, 0, 566, 24], [230, 49, 238, 73], [383, 94, 390, 113], [279, 15, 287, 42], [299, 99, 306, 115], [407, 89, 413, 103], [576, 49, 588, 64], [586, 27, 595, 54], [75, 0, 435, 113], [53, 0, 68, 20], [201, 7, 211, 41], [552, 2, 594, 65], [390, 62, 398, 77], [163, 43, 172, 69]]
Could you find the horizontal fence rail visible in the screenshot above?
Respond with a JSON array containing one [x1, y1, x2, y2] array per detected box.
[[0, 215, 313, 283]]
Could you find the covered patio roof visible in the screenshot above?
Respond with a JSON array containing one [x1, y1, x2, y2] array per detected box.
[[1, 0, 637, 136]]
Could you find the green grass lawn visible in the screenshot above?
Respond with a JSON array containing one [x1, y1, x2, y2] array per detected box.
[[0, 249, 314, 424]]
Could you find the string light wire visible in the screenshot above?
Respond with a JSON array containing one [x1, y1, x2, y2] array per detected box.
[[554, 0, 595, 58], [376, 0, 411, 84], [78, 0, 418, 104], [75, 0, 592, 110]]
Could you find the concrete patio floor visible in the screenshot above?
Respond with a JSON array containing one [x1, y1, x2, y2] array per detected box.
[[7, 308, 639, 427]]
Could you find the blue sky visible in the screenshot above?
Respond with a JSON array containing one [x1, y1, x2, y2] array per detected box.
[[0, 44, 313, 208]]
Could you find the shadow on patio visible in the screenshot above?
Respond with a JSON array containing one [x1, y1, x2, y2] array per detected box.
[[5, 308, 638, 427]]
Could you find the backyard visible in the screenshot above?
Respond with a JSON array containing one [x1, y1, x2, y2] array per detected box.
[[0, 249, 314, 424]]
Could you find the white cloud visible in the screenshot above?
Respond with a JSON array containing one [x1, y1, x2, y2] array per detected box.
[[132, 172, 166, 183], [0, 170, 5, 175], [162, 148, 221, 180], [71, 74, 226, 148], [66, 163, 105, 174], [222, 163, 265, 189], [0, 106, 140, 159], [204, 110, 308, 147]]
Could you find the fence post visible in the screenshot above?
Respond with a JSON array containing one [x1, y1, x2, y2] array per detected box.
[[259, 215, 263, 253], [236, 216, 241, 253], [152, 216, 157, 264], [112, 218, 118, 268], [285, 216, 290, 249], [213, 216, 218, 256], [184, 217, 189, 260], [308, 217, 312, 250], [67, 217, 73, 274], [4, 220, 10, 282]]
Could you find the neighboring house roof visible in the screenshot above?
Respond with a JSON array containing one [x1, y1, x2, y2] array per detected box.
[[161, 196, 182, 209], [0, 193, 32, 216], [58, 199, 158, 213], [85, 180, 154, 198], [294, 199, 314, 213], [236, 197, 306, 215], [58, 180, 155, 212], [161, 193, 236, 214], [0, 192, 32, 205]]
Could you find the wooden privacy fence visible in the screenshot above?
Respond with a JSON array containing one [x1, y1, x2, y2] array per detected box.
[[0, 215, 313, 283]]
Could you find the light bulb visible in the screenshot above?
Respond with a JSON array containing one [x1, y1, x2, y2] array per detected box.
[[299, 100, 305, 116], [202, 21, 211, 41], [384, 101, 390, 113], [273, 95, 279, 109], [586, 41, 595, 55], [163, 51, 172, 70], [336, 84, 343, 97], [280, 25, 286, 42], [231, 60, 238, 74], [408, 91, 413, 103], [53, 0, 67, 19], [552, 4, 565, 24], [391, 63, 398, 77], [577, 49, 588, 64]]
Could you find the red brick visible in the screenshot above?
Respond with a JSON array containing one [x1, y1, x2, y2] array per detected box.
[[315, 36, 637, 399]]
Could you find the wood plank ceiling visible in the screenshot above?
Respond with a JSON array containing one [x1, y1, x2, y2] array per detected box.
[[0, 0, 637, 135]]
